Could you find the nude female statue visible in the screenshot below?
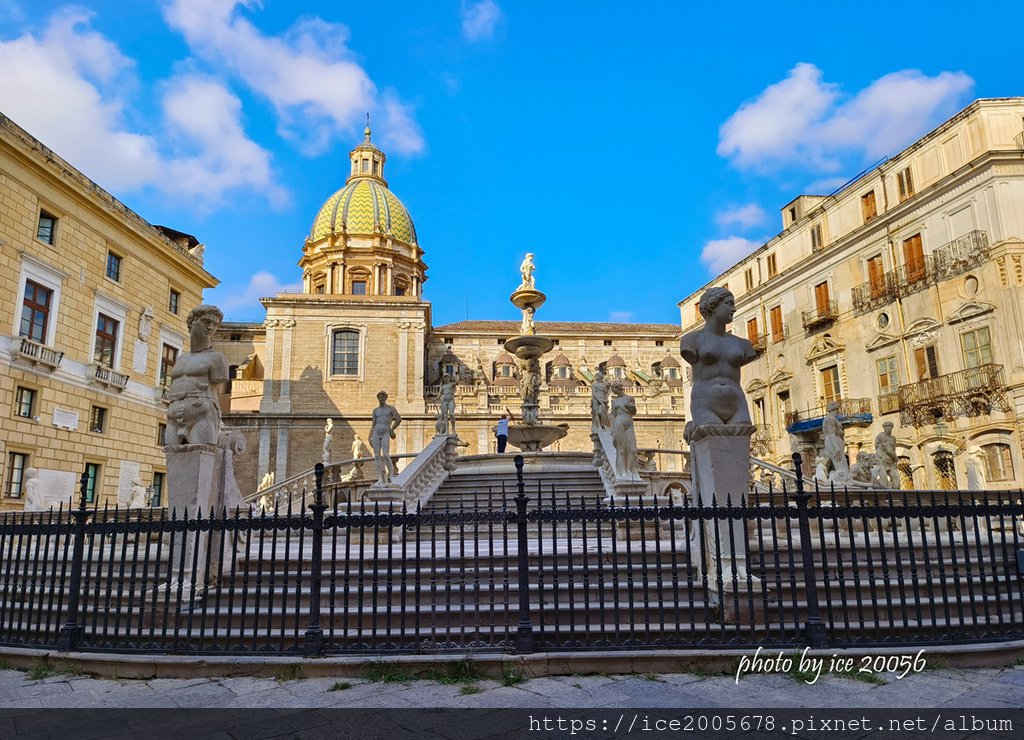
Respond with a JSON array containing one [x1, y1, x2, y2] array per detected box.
[[679, 287, 756, 429]]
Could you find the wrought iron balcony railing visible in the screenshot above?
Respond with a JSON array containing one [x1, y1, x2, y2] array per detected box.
[[89, 363, 130, 391], [852, 231, 989, 315], [11, 336, 64, 371], [751, 424, 773, 456], [897, 363, 1010, 427], [802, 300, 838, 329], [785, 397, 872, 430], [878, 391, 901, 415]]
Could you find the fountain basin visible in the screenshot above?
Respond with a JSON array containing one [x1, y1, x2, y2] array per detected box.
[[510, 287, 546, 311], [504, 335, 553, 359], [508, 423, 568, 452]]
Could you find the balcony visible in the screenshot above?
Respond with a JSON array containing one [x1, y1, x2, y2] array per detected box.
[[751, 424, 773, 456], [897, 363, 1010, 427], [878, 391, 901, 415], [89, 363, 130, 391], [802, 300, 838, 330], [851, 231, 989, 316], [11, 336, 64, 371], [785, 397, 873, 434]]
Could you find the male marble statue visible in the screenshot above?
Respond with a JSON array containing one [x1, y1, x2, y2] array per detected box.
[[873, 421, 900, 489], [822, 401, 850, 482], [370, 391, 403, 484], [322, 418, 334, 464], [166, 305, 229, 445], [519, 252, 535, 289], [590, 369, 611, 429], [965, 445, 987, 491], [679, 287, 756, 429], [609, 382, 640, 480], [437, 374, 456, 435]]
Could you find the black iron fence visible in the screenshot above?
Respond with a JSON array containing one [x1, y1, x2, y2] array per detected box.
[[0, 456, 1021, 656]]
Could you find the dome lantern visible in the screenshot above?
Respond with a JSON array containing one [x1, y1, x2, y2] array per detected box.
[[348, 113, 387, 184]]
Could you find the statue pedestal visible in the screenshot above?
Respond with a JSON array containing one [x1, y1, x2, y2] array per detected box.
[[688, 424, 761, 594], [605, 479, 670, 540], [359, 484, 405, 543]]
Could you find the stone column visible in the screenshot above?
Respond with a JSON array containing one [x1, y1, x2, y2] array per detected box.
[[688, 424, 759, 585]]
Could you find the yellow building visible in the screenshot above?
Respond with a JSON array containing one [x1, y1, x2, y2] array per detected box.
[[678, 98, 1024, 489], [215, 125, 687, 494], [0, 112, 217, 509]]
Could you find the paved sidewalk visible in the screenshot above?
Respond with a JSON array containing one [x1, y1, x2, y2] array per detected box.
[[0, 664, 1020, 709]]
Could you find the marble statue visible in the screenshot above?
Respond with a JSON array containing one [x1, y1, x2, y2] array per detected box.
[[520, 360, 541, 424], [437, 374, 456, 435], [679, 287, 756, 428], [352, 437, 367, 459], [256, 471, 275, 492], [257, 491, 275, 515], [965, 445, 987, 491], [370, 391, 402, 484], [822, 401, 850, 483], [138, 306, 155, 340], [520, 304, 535, 336], [126, 477, 149, 509], [590, 369, 611, 429], [322, 418, 334, 464], [815, 455, 830, 482], [519, 252, 535, 289], [341, 438, 367, 482], [873, 421, 900, 489], [850, 452, 874, 484], [870, 455, 888, 489], [23, 467, 44, 511], [166, 305, 229, 445], [610, 382, 640, 480]]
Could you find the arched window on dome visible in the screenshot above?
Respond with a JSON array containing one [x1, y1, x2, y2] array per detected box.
[[331, 330, 360, 376]]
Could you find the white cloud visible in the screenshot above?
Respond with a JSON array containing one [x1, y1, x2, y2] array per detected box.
[[164, 0, 424, 155], [805, 176, 850, 194], [609, 311, 634, 323], [212, 270, 303, 314], [715, 203, 767, 230], [718, 63, 973, 172], [0, 9, 282, 206], [700, 237, 762, 275], [461, 0, 503, 41]]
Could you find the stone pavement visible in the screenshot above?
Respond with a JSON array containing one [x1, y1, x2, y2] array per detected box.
[[0, 664, 1021, 709]]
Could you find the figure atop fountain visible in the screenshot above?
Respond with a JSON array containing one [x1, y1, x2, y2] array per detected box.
[[680, 287, 756, 432], [519, 252, 535, 289]]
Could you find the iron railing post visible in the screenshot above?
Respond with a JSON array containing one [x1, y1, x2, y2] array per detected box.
[[793, 453, 827, 648], [304, 463, 326, 657], [514, 455, 534, 654], [56, 471, 90, 652]]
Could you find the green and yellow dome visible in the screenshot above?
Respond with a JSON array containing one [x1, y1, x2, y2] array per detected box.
[[309, 179, 417, 245]]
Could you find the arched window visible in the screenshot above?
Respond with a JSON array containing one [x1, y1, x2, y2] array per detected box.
[[557, 366, 571, 380], [898, 456, 914, 489], [933, 450, 956, 490], [331, 330, 359, 376], [982, 443, 1014, 481]]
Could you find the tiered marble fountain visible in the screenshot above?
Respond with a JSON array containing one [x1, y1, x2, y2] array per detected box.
[[504, 253, 568, 451]]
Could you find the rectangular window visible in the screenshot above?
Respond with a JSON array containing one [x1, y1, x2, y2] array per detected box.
[[105, 251, 122, 282], [5, 452, 28, 498], [655, 340, 664, 347], [361, 159, 369, 173], [810, 223, 823, 251], [861, 191, 878, 222], [914, 345, 940, 381], [603, 340, 612, 346], [168, 289, 180, 315], [94, 313, 118, 367], [820, 365, 841, 405], [160, 344, 178, 387], [983, 444, 1014, 482], [14, 387, 36, 419], [744, 268, 754, 291], [84, 463, 100, 503], [766, 253, 778, 278], [89, 405, 107, 434], [36, 211, 57, 245], [960, 326, 993, 369], [351, 280, 367, 295], [694, 305, 701, 323], [877, 356, 899, 393], [897, 167, 915, 202], [746, 317, 759, 344], [157, 423, 167, 446], [770, 305, 784, 342], [867, 254, 886, 295], [20, 280, 53, 343], [903, 234, 925, 283], [331, 329, 359, 376], [151, 472, 165, 507], [395, 287, 405, 296]]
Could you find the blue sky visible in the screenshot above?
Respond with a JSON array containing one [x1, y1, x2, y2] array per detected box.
[[0, 1, 1015, 325]]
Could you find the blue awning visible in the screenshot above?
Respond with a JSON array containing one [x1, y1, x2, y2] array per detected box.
[[786, 412, 873, 435]]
